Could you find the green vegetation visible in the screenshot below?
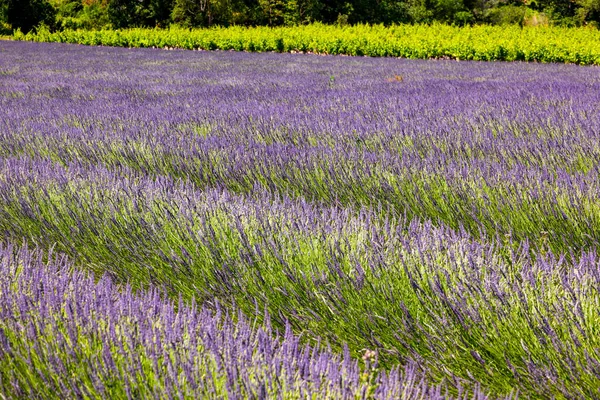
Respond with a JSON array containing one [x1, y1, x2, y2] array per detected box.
[[3, 31, 600, 398], [2, 0, 600, 33], [14, 23, 600, 64]]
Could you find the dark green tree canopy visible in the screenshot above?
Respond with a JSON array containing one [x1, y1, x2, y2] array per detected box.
[[2, 0, 56, 32], [2, 0, 600, 33]]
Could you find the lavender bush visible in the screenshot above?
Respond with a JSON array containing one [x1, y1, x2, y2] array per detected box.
[[1, 40, 600, 398], [0, 242, 484, 399]]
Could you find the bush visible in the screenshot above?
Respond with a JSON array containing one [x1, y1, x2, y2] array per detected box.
[[485, 5, 527, 25], [13, 23, 600, 64]]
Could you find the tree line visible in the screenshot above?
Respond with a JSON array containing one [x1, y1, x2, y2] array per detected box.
[[1, 0, 599, 35]]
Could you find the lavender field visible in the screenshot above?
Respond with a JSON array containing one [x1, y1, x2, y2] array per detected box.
[[1, 40, 600, 399]]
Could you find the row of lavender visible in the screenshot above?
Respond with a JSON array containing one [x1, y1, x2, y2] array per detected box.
[[1, 155, 598, 398], [3, 43, 600, 254], [0, 242, 470, 399], [1, 41, 600, 397]]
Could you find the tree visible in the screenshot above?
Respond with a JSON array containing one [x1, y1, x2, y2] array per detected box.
[[378, 0, 411, 24], [1, 0, 56, 32], [575, 0, 600, 24], [149, 0, 173, 26], [171, 0, 208, 25], [258, 0, 285, 25], [529, 0, 577, 23], [107, 0, 139, 27], [281, 0, 322, 24], [433, 0, 473, 23], [107, 0, 172, 28]]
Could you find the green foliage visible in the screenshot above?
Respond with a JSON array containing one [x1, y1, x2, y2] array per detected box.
[[1, 0, 56, 32], [283, 0, 323, 24], [4, 0, 599, 31], [149, 0, 173, 26], [256, 0, 324, 26], [15, 23, 600, 64], [575, 0, 600, 24], [106, 0, 134, 28], [48, 0, 111, 30], [485, 5, 527, 25], [70, 4, 111, 29], [407, 0, 435, 22], [107, 0, 172, 28], [0, 23, 11, 35], [433, 0, 471, 23], [172, 0, 252, 27], [258, 0, 284, 25], [171, 0, 209, 26]]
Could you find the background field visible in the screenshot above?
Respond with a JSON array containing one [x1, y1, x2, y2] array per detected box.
[[1, 40, 600, 398]]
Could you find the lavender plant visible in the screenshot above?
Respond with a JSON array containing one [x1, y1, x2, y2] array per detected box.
[[0, 156, 598, 397], [0, 242, 482, 399], [2, 42, 600, 253], [1, 40, 600, 398]]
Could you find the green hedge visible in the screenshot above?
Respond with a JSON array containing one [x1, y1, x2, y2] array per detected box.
[[13, 23, 600, 64]]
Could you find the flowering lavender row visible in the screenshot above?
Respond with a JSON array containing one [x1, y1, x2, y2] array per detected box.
[[0, 242, 487, 399], [0, 156, 599, 397], [2, 42, 600, 253], [2, 40, 600, 397]]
